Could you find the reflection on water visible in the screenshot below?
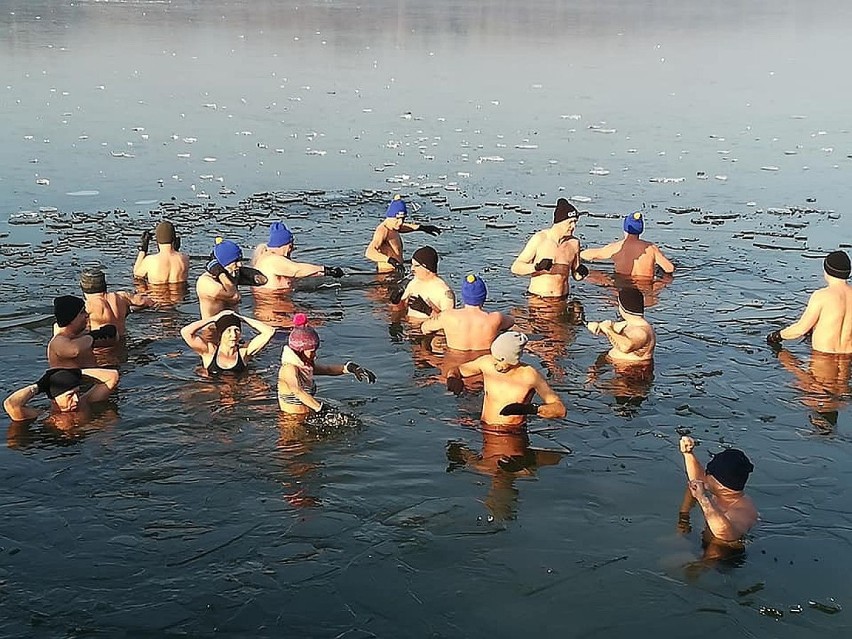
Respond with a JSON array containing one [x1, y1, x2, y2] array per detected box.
[[777, 349, 851, 433]]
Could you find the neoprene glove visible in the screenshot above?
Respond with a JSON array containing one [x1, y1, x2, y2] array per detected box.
[[388, 257, 405, 274], [139, 230, 152, 254], [237, 266, 268, 287], [535, 258, 554, 271], [174, 235, 181, 250], [418, 224, 442, 236], [407, 295, 432, 315], [344, 361, 376, 383], [207, 259, 227, 279], [324, 266, 345, 278], [766, 330, 783, 345], [500, 402, 540, 416], [90, 325, 118, 341], [447, 376, 465, 395], [575, 263, 589, 279]]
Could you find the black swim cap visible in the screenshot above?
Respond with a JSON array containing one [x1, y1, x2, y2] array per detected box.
[[618, 287, 644, 315], [706, 448, 754, 491], [44, 368, 83, 399], [824, 250, 851, 280], [54, 295, 85, 327], [80, 268, 107, 294], [553, 198, 578, 224], [412, 246, 439, 274], [215, 313, 242, 335]]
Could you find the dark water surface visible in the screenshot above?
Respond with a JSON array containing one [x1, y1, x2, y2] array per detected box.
[[1, 1, 851, 636]]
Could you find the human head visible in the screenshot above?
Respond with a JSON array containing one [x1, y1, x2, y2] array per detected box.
[[491, 331, 529, 372], [411, 246, 439, 276], [385, 196, 407, 230], [623, 211, 644, 236], [618, 287, 644, 317], [268, 222, 294, 249], [80, 268, 107, 294], [706, 448, 754, 491], [54, 295, 86, 328], [43, 368, 84, 412], [215, 313, 242, 346], [289, 312, 320, 359], [461, 274, 487, 307], [824, 250, 851, 280], [156, 221, 176, 245], [213, 239, 243, 273], [553, 198, 578, 225]]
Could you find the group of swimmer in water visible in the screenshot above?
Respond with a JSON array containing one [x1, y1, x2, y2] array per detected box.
[[4, 194, 852, 545]]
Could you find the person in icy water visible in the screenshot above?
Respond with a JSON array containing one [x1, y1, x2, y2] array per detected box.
[[133, 221, 190, 284], [767, 250, 852, 354], [278, 313, 376, 415], [365, 195, 443, 274], [445, 331, 566, 428], [180, 310, 276, 376], [3, 367, 119, 421], [80, 268, 154, 341], [586, 287, 655, 364], [252, 222, 346, 291], [511, 198, 588, 298], [677, 436, 757, 543], [389, 246, 455, 320], [48, 295, 117, 368], [580, 212, 675, 279]]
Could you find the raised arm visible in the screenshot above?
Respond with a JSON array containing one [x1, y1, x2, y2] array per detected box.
[[238, 314, 277, 359], [180, 315, 217, 354], [689, 481, 747, 541], [3, 383, 43, 422], [81, 368, 120, 404], [679, 436, 705, 481], [132, 230, 151, 279]]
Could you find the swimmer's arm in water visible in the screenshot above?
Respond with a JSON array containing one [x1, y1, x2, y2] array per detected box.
[[279, 365, 322, 411], [365, 225, 391, 265], [510, 234, 542, 276], [531, 370, 567, 418], [689, 480, 744, 542], [81, 367, 120, 404], [237, 315, 277, 360], [779, 291, 822, 341], [679, 436, 706, 481], [3, 383, 43, 421], [179, 314, 221, 355], [580, 241, 620, 263], [653, 245, 675, 274]]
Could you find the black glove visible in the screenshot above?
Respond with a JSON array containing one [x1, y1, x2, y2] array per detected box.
[[535, 258, 553, 272], [388, 257, 405, 275], [408, 295, 432, 315], [139, 230, 152, 254], [388, 322, 404, 341], [766, 330, 783, 346], [173, 235, 181, 251], [447, 376, 465, 395], [344, 361, 376, 383], [389, 285, 404, 305], [237, 266, 268, 287], [207, 259, 227, 279], [575, 263, 589, 280], [324, 266, 345, 278], [499, 402, 540, 416], [90, 324, 118, 341], [417, 224, 442, 236], [35, 369, 56, 394]]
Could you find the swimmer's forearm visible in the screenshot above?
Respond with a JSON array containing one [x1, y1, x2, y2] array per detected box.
[[4, 384, 40, 419], [696, 495, 739, 541], [510, 260, 536, 276], [681, 452, 705, 481], [82, 368, 120, 390], [313, 363, 345, 376]]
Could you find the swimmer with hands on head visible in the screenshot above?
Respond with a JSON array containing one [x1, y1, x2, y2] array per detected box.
[[278, 314, 376, 415], [511, 198, 588, 298], [767, 250, 852, 354], [581, 212, 674, 278], [587, 287, 655, 364], [679, 436, 757, 542], [252, 222, 345, 291], [4, 367, 119, 422], [133, 221, 189, 284], [365, 196, 443, 274], [181, 310, 276, 376], [446, 331, 566, 427]]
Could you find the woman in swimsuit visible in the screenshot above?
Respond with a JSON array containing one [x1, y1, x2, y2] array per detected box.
[[279, 313, 377, 415], [181, 309, 276, 376]]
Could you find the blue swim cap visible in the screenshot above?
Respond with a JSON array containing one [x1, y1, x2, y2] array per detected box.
[[268, 222, 294, 248], [623, 212, 644, 235], [461, 274, 487, 306], [213, 239, 243, 266], [386, 196, 407, 218]]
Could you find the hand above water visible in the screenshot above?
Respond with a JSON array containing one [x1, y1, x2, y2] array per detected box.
[[679, 436, 695, 454]]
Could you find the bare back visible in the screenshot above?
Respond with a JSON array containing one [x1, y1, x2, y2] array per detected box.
[[810, 285, 852, 353], [433, 307, 509, 350], [85, 293, 131, 336], [137, 250, 189, 284], [607, 319, 656, 363]]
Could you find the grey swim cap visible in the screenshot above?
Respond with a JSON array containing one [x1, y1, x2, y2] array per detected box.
[[491, 331, 528, 365]]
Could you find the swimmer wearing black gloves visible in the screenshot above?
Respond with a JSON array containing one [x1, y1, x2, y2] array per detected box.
[[511, 198, 588, 298], [389, 246, 455, 320], [252, 222, 345, 291], [181, 309, 276, 376], [48, 296, 118, 368], [3, 367, 119, 421], [278, 313, 376, 415], [365, 195, 443, 274], [445, 331, 566, 427], [133, 221, 189, 284]]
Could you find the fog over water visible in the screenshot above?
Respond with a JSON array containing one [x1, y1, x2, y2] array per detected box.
[[0, 1, 850, 637]]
